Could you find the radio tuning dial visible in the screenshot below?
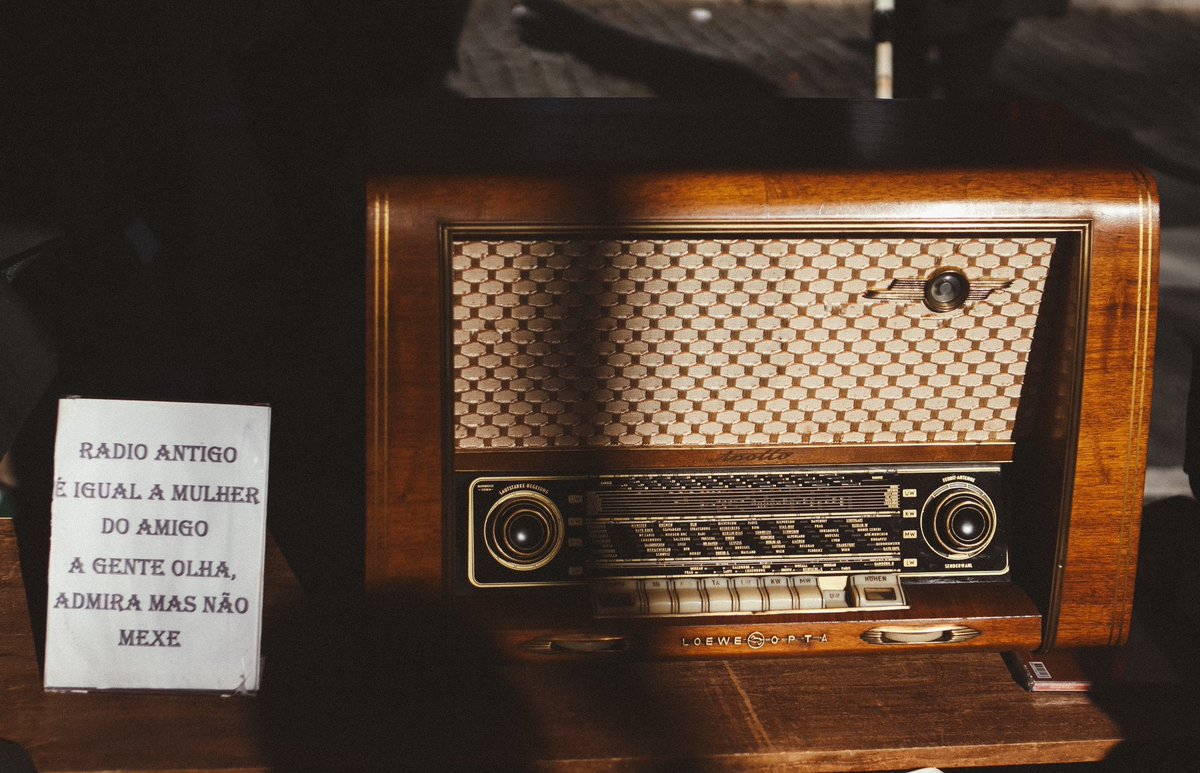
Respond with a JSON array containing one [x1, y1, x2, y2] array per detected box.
[[483, 490, 565, 572], [920, 483, 997, 559]]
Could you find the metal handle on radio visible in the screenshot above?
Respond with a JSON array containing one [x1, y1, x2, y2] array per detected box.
[[520, 635, 628, 655], [860, 624, 982, 645]]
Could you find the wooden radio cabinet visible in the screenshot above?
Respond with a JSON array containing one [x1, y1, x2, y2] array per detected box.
[[366, 100, 1157, 659]]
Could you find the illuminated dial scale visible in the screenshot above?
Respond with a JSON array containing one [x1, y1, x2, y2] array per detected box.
[[464, 466, 1008, 616]]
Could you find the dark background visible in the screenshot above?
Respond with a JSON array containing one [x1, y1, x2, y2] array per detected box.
[[2, 0, 471, 606], [2, 0, 1198, 640]]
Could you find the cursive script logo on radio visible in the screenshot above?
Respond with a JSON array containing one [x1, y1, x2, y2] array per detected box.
[[715, 449, 795, 464]]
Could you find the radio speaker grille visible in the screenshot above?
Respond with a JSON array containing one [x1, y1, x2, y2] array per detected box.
[[450, 236, 1054, 450]]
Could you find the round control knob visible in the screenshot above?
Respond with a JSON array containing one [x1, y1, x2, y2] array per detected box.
[[948, 504, 989, 546], [483, 490, 564, 572], [923, 267, 971, 312], [920, 483, 997, 559], [505, 512, 549, 556]]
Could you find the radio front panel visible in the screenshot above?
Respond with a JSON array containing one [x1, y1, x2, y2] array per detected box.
[[458, 465, 1008, 616], [449, 229, 1026, 621]]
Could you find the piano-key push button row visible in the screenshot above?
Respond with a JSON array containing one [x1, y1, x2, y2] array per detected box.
[[592, 573, 906, 617]]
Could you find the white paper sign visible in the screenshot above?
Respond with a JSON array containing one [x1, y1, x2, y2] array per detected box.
[[44, 398, 270, 693]]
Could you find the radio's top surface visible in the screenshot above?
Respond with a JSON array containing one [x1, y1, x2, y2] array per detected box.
[[369, 99, 1133, 175]]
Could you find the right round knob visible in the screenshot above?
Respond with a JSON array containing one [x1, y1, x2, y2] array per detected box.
[[921, 483, 998, 559]]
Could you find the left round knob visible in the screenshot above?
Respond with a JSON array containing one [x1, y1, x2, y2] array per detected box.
[[483, 491, 565, 571]]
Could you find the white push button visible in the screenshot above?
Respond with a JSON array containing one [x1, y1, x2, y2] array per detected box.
[[733, 576, 765, 612], [821, 589, 849, 609], [850, 574, 905, 607], [592, 580, 644, 616], [644, 579, 673, 615], [817, 575, 847, 591], [763, 577, 793, 611], [818, 575, 848, 607], [672, 579, 704, 614], [789, 576, 823, 609], [701, 577, 734, 613]]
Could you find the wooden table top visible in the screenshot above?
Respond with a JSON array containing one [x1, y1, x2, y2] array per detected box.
[[1, 518, 1193, 772]]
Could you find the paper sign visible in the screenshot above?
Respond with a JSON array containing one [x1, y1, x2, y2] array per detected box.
[[44, 398, 270, 693]]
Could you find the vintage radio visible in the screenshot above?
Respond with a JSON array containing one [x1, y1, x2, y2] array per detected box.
[[366, 101, 1158, 658]]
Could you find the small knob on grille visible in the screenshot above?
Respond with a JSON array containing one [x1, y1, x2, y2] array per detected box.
[[923, 267, 971, 312]]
